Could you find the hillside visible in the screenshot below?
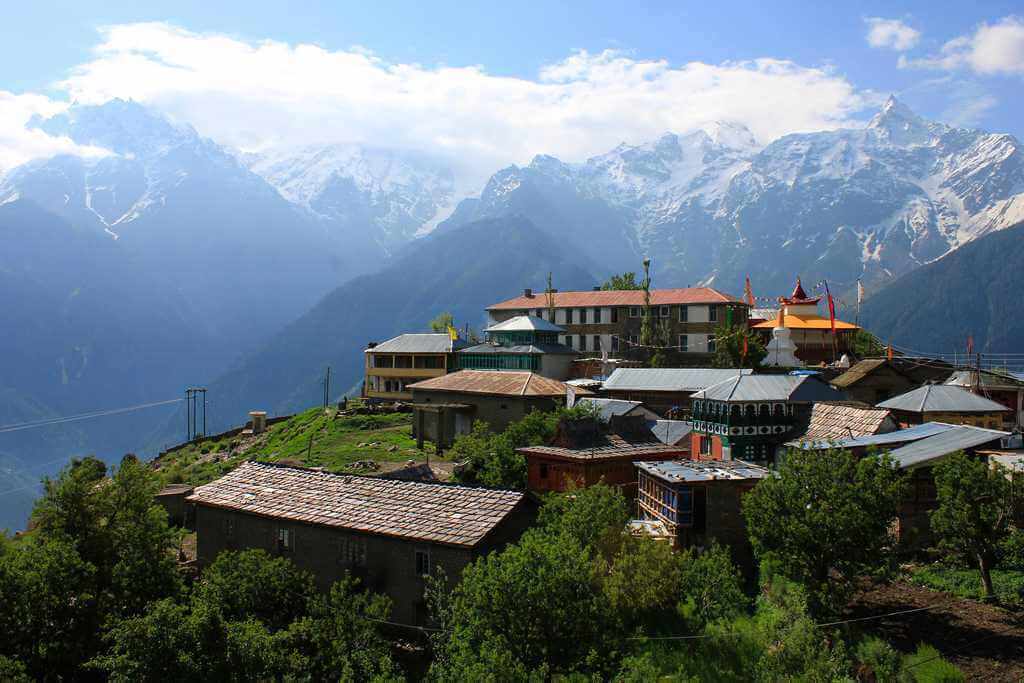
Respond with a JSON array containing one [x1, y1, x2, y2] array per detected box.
[[861, 220, 1024, 353], [167, 215, 596, 440]]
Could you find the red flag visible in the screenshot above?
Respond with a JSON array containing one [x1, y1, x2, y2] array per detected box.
[[742, 334, 749, 361], [824, 280, 836, 336], [743, 276, 755, 307]]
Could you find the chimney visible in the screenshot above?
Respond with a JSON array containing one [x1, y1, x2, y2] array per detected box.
[[524, 288, 533, 298], [366, 341, 378, 349]]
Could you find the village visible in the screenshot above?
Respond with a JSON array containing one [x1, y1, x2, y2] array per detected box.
[[134, 270, 1024, 679]]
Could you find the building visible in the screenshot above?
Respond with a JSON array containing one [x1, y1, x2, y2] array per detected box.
[[364, 333, 466, 401], [519, 413, 688, 496], [945, 369, 1024, 430], [751, 278, 858, 364], [575, 397, 661, 422], [187, 462, 534, 624], [877, 384, 1010, 430], [791, 401, 897, 443], [830, 359, 919, 405], [602, 367, 754, 417], [487, 287, 747, 361], [456, 315, 577, 380], [646, 419, 694, 447], [636, 459, 770, 573], [689, 374, 847, 464], [408, 370, 585, 450]]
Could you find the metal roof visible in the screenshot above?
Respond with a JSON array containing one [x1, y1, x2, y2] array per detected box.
[[886, 425, 1009, 469], [788, 420, 957, 451], [485, 315, 565, 333], [637, 459, 770, 483], [489, 287, 742, 310], [603, 367, 753, 392], [877, 384, 1010, 413], [576, 397, 660, 422], [693, 374, 846, 403], [646, 419, 694, 446], [367, 333, 465, 354], [459, 342, 577, 356], [945, 369, 1024, 390]]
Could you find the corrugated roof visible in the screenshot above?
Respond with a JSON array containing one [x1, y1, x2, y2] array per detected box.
[[886, 425, 1009, 469], [945, 370, 1024, 390], [637, 459, 770, 483], [488, 287, 741, 310], [407, 370, 585, 397], [485, 315, 565, 333], [367, 333, 465, 354], [788, 421, 957, 451], [693, 374, 845, 402], [576, 397, 660, 422], [186, 462, 524, 547], [603, 367, 753, 392], [459, 342, 577, 356], [646, 419, 693, 446], [877, 384, 1010, 413], [797, 402, 895, 442]]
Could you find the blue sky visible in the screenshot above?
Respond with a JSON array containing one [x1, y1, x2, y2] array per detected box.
[[2, 1, 1022, 182]]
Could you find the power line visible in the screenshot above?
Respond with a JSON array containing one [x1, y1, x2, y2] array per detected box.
[[0, 398, 185, 435]]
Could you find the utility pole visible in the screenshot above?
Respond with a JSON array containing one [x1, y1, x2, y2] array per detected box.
[[323, 367, 332, 409], [184, 388, 207, 441]]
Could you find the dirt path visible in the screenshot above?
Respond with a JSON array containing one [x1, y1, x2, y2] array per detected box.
[[847, 581, 1024, 681]]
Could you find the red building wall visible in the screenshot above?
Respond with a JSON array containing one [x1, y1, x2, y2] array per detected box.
[[690, 432, 724, 460]]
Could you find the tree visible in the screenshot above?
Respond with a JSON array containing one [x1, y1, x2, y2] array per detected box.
[[600, 272, 640, 290], [743, 448, 906, 616], [930, 452, 1016, 598], [429, 311, 454, 333], [850, 329, 884, 358], [712, 323, 767, 369], [676, 543, 748, 627]]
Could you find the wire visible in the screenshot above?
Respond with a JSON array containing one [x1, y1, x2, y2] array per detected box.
[[0, 398, 184, 435]]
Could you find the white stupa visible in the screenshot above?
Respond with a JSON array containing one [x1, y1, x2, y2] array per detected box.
[[766, 307, 801, 367]]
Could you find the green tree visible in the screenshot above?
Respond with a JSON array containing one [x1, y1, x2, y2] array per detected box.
[[676, 543, 748, 627], [712, 323, 767, 369], [600, 272, 641, 290], [930, 452, 1016, 598], [850, 329, 885, 358], [743, 448, 906, 616], [429, 311, 454, 333]]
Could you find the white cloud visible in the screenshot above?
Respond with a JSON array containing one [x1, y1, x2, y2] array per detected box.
[[3, 22, 874, 184], [865, 18, 921, 51], [0, 92, 110, 175], [901, 16, 1024, 75]]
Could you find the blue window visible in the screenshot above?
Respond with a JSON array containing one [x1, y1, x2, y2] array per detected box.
[[677, 487, 693, 526]]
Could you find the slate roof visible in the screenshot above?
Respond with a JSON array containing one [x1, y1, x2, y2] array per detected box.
[[637, 459, 770, 483], [407, 370, 586, 397], [367, 333, 466, 354], [797, 402, 895, 442], [692, 374, 846, 403], [886, 425, 1009, 469], [576, 397, 660, 422], [459, 342, 577, 356], [520, 440, 686, 462], [603, 368, 753, 392], [489, 287, 741, 310], [646, 420, 694, 446], [830, 359, 895, 388], [187, 461, 523, 547], [877, 384, 1010, 413], [788, 421, 958, 451], [485, 315, 565, 333]]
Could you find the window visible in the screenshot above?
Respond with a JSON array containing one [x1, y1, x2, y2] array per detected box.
[[709, 306, 718, 322], [581, 335, 588, 351], [611, 336, 619, 352], [415, 550, 430, 577], [678, 335, 688, 352], [629, 306, 640, 318], [628, 335, 639, 346], [593, 308, 602, 324], [679, 305, 688, 322], [610, 308, 619, 323], [659, 305, 670, 318], [339, 537, 367, 567], [539, 463, 549, 479], [593, 335, 601, 352], [707, 335, 716, 353], [277, 528, 292, 552], [700, 436, 712, 456]]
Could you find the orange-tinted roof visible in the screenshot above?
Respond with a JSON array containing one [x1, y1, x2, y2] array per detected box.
[[753, 314, 858, 330], [407, 370, 589, 397], [488, 287, 742, 310]]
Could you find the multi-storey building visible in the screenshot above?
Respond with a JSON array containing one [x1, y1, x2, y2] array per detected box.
[[363, 333, 465, 401], [486, 287, 747, 362], [456, 315, 577, 379]]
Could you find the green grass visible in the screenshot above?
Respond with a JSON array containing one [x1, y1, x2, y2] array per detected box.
[[155, 406, 436, 487], [908, 564, 1024, 605]]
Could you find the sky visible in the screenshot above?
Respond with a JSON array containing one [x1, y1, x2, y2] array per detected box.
[[2, 1, 1023, 186]]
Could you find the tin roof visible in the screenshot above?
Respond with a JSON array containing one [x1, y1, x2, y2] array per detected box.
[[459, 342, 577, 356], [692, 374, 845, 403], [797, 402, 896, 442], [877, 384, 1010, 413], [945, 369, 1024, 390], [407, 370, 585, 397], [886, 425, 1009, 469], [637, 459, 770, 483], [485, 315, 565, 333], [367, 333, 465, 354], [488, 287, 741, 310], [186, 461, 524, 547], [788, 421, 958, 451], [603, 367, 753, 392], [646, 419, 694, 446], [576, 397, 660, 422]]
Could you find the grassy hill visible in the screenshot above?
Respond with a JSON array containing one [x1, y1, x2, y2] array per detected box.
[[152, 405, 441, 488]]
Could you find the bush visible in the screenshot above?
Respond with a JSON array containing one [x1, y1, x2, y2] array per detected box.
[[901, 644, 963, 682], [855, 636, 901, 682]]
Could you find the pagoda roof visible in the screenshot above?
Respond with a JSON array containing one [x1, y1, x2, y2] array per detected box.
[[781, 277, 822, 305]]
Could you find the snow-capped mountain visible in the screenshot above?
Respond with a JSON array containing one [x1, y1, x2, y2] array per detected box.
[[441, 96, 1024, 298], [245, 145, 457, 249]]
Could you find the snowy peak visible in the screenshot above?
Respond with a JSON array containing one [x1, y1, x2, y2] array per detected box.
[[866, 95, 936, 147], [700, 121, 760, 153]]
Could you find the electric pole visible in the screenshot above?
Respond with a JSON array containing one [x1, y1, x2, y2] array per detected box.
[[323, 367, 332, 409]]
